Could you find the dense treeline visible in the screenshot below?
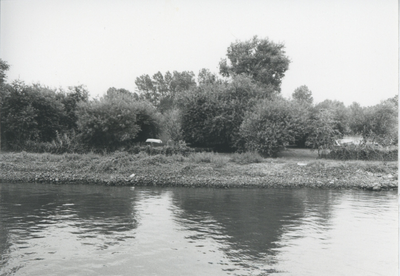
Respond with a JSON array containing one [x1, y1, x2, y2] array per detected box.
[[0, 36, 397, 156]]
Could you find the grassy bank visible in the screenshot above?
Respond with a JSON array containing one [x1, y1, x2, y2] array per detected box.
[[0, 151, 397, 191]]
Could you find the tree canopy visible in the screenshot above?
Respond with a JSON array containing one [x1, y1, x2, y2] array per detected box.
[[219, 36, 290, 92], [292, 85, 313, 105], [0, 59, 10, 85], [135, 70, 196, 112]]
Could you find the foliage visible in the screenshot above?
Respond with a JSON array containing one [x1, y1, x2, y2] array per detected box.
[[76, 92, 161, 152], [106, 87, 139, 100], [361, 101, 398, 146], [0, 59, 10, 85], [22, 130, 83, 154], [160, 108, 183, 143], [229, 151, 264, 164], [197, 68, 223, 85], [238, 97, 297, 157], [327, 144, 398, 161], [135, 70, 196, 112], [1, 82, 65, 149], [347, 98, 398, 146], [292, 85, 313, 105], [347, 102, 365, 135], [219, 36, 290, 92], [305, 108, 341, 156], [180, 75, 273, 151], [315, 99, 349, 135], [289, 88, 314, 147], [56, 85, 89, 131], [127, 141, 194, 157], [0, 79, 88, 151], [188, 152, 227, 167]]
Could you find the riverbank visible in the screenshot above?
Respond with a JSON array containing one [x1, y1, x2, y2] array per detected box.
[[0, 151, 397, 191]]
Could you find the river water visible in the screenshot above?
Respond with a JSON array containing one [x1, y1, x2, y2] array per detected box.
[[0, 183, 397, 276]]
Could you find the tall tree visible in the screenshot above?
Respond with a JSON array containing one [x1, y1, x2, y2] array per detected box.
[[197, 68, 219, 85], [135, 70, 196, 112], [292, 85, 313, 105], [0, 59, 10, 151], [315, 100, 349, 135], [0, 59, 9, 85], [180, 75, 273, 151], [305, 108, 341, 157], [219, 36, 290, 92]]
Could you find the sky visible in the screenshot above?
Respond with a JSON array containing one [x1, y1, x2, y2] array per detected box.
[[1, 0, 398, 106]]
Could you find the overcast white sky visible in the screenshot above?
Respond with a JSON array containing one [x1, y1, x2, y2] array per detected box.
[[1, 0, 398, 106]]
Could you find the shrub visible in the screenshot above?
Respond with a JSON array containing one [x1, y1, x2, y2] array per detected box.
[[305, 108, 342, 156], [0, 82, 88, 151], [229, 151, 264, 164], [326, 144, 398, 161], [160, 108, 183, 142], [126, 141, 194, 157], [180, 75, 274, 151], [189, 152, 228, 167], [238, 97, 297, 157], [76, 92, 161, 152]]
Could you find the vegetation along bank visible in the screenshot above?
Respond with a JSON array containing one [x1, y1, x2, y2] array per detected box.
[[0, 151, 397, 191], [0, 36, 397, 191]]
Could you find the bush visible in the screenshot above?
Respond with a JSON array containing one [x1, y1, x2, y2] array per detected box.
[[0, 82, 88, 151], [229, 151, 264, 164], [160, 108, 183, 143], [127, 141, 194, 157], [305, 108, 342, 156], [326, 144, 398, 161], [238, 97, 297, 157], [76, 92, 161, 152], [188, 152, 228, 167], [180, 75, 274, 151]]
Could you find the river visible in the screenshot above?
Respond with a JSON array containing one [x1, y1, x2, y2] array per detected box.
[[0, 183, 397, 275]]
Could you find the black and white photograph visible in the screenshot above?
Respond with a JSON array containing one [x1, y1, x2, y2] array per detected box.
[[0, 0, 398, 275]]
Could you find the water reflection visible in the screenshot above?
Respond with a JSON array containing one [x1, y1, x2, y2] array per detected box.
[[170, 188, 341, 273], [0, 183, 397, 276], [0, 184, 138, 274]]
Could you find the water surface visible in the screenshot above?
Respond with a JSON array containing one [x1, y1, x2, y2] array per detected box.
[[0, 183, 397, 275]]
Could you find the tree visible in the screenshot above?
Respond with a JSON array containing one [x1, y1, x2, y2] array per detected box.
[[238, 97, 297, 157], [315, 100, 349, 135], [347, 102, 365, 135], [135, 70, 196, 112], [0, 59, 10, 151], [197, 68, 220, 85], [1, 81, 69, 149], [160, 108, 183, 143], [219, 36, 290, 92], [0, 59, 9, 85], [362, 100, 398, 146], [106, 87, 139, 100], [76, 92, 160, 151], [305, 109, 341, 157], [180, 75, 274, 151], [57, 85, 89, 131], [292, 85, 313, 105]]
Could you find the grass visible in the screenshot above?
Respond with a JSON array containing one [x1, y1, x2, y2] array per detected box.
[[0, 150, 397, 189], [189, 152, 228, 168], [229, 151, 264, 164]]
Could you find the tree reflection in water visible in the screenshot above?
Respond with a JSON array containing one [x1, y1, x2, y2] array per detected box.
[[0, 183, 138, 269], [1, 184, 395, 275], [171, 188, 338, 270]]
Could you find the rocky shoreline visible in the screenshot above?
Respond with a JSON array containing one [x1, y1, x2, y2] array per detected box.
[[0, 165, 398, 191], [1, 154, 397, 191]]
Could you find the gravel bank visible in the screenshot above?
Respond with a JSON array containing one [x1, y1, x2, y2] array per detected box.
[[1, 152, 397, 191]]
